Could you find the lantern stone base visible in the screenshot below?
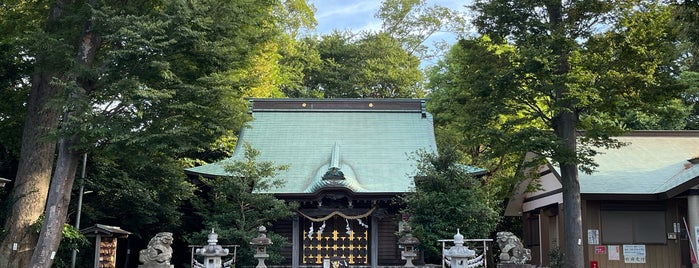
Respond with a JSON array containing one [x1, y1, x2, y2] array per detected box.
[[401, 251, 417, 267], [497, 264, 532, 268], [138, 264, 174, 268]]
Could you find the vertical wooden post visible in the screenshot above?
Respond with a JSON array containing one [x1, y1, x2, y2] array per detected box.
[[94, 235, 101, 268]]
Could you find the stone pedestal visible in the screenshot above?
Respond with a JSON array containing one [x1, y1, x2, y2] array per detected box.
[[138, 264, 174, 268], [497, 264, 532, 268], [254, 253, 269, 268], [401, 250, 417, 267]]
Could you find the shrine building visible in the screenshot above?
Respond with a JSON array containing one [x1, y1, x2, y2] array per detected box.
[[506, 130, 699, 268], [185, 98, 448, 268]]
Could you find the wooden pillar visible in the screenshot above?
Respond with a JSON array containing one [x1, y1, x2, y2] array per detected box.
[[688, 188, 699, 268], [293, 214, 300, 268], [93, 235, 101, 268], [371, 215, 378, 268]]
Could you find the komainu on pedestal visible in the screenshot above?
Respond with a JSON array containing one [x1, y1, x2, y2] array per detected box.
[[138, 232, 174, 268], [496, 231, 531, 268]]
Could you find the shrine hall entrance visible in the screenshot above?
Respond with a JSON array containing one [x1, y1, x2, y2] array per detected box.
[[302, 215, 370, 265]]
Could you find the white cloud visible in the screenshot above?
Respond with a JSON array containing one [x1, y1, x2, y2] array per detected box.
[[310, 0, 382, 34], [355, 20, 383, 34], [314, 0, 381, 19]]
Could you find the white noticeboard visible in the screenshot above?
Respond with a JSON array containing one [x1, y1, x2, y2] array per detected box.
[[623, 245, 646, 263], [588, 229, 599, 245], [608, 245, 620, 261]]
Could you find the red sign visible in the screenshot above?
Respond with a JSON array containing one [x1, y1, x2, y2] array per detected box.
[[594, 245, 607, 254]]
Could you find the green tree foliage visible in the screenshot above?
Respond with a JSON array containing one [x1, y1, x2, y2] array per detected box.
[[188, 144, 297, 266], [577, 3, 690, 130], [279, 0, 468, 99], [427, 37, 530, 203], [231, 0, 316, 99], [1, 0, 87, 265], [673, 0, 699, 71], [275, 0, 317, 37], [298, 31, 423, 98], [29, 216, 89, 268], [277, 36, 323, 98], [377, 0, 468, 60], [0, 0, 302, 266], [0, 26, 25, 225], [400, 148, 499, 263], [0, 28, 31, 156], [425, 1, 690, 267], [680, 71, 699, 129], [673, 1, 699, 129]]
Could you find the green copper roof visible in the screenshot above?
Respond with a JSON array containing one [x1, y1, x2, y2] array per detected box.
[[577, 131, 699, 195], [505, 131, 699, 216], [186, 99, 439, 195]]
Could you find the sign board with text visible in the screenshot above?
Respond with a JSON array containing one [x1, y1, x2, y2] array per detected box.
[[623, 245, 646, 263]]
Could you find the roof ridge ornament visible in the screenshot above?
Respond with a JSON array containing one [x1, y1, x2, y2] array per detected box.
[[323, 142, 345, 180]]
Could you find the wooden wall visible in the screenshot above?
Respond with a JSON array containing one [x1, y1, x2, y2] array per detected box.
[[377, 214, 402, 266], [583, 199, 687, 268], [271, 218, 294, 265]]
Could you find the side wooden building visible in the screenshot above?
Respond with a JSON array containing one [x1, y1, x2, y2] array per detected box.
[[506, 131, 699, 267]]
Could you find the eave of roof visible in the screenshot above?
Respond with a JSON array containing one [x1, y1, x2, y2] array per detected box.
[[80, 224, 132, 237], [577, 131, 699, 196]]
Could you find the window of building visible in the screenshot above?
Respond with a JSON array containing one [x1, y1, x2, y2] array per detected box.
[[600, 204, 666, 244]]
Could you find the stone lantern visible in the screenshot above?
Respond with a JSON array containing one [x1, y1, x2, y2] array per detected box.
[[250, 226, 273, 268], [397, 224, 420, 267], [193, 229, 234, 268], [443, 229, 475, 268]]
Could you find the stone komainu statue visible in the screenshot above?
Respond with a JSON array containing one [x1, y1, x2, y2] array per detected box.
[[139, 232, 174, 268], [496, 231, 531, 264]]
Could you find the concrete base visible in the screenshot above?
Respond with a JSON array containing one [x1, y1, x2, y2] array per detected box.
[[497, 264, 532, 268]]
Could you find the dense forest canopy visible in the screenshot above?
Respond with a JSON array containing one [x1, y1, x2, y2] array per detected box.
[[0, 0, 697, 267]]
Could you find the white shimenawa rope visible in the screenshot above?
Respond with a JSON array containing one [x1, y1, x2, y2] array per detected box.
[[466, 254, 484, 268], [444, 253, 484, 268], [302, 207, 374, 237]]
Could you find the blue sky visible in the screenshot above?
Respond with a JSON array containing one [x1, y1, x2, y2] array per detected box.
[[308, 0, 473, 67], [309, 0, 471, 34]]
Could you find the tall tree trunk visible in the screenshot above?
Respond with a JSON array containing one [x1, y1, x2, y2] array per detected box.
[[548, 0, 584, 266], [0, 72, 62, 268], [555, 111, 584, 268], [0, 2, 76, 267], [29, 5, 100, 266], [30, 135, 82, 268]]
